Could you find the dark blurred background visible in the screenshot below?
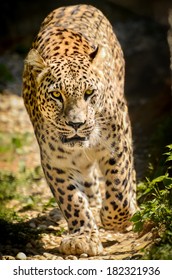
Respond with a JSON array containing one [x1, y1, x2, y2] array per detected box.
[[1, 0, 172, 51], [0, 0, 172, 178]]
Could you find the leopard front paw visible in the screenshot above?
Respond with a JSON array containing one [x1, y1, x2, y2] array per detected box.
[[59, 233, 103, 256]]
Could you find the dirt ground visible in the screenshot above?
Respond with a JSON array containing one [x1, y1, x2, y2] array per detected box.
[[0, 93, 153, 260]]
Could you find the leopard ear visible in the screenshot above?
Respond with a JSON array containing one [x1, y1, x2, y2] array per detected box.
[[90, 46, 107, 67], [25, 49, 49, 83], [89, 47, 99, 60], [25, 49, 47, 72]]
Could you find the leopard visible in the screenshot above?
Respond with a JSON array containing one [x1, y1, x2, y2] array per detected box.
[[22, 4, 138, 256]]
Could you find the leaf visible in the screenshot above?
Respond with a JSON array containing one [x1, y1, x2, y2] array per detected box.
[[166, 155, 172, 162], [150, 175, 167, 185], [166, 144, 172, 150], [133, 221, 144, 232], [130, 211, 141, 222], [163, 177, 172, 187], [164, 145, 172, 162]]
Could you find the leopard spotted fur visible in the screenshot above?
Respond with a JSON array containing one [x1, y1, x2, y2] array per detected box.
[[22, 4, 138, 256]]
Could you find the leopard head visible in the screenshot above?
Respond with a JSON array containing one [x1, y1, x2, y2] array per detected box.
[[24, 47, 108, 148]]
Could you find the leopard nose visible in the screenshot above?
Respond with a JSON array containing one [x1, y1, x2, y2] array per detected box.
[[66, 121, 85, 130]]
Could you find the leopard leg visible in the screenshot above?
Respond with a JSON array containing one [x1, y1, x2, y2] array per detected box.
[[82, 162, 102, 207], [43, 165, 103, 256], [98, 145, 138, 231]]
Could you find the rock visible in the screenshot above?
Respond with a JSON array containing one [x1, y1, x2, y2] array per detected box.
[[37, 224, 47, 230], [16, 252, 27, 260], [43, 252, 55, 259], [65, 255, 78, 260], [26, 242, 33, 249], [29, 222, 36, 228], [56, 256, 64, 260], [3, 255, 15, 260], [79, 253, 88, 258]]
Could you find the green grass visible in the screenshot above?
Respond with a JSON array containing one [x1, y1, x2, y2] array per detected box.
[[0, 131, 32, 157], [0, 172, 18, 202], [0, 162, 44, 254], [0, 165, 43, 208], [0, 167, 42, 251], [131, 144, 172, 259], [0, 131, 42, 229]]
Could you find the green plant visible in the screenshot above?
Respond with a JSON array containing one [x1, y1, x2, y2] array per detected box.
[[0, 164, 42, 197], [0, 172, 18, 202], [0, 164, 43, 218], [0, 132, 33, 156], [55, 227, 66, 236], [131, 145, 172, 259], [43, 197, 57, 210]]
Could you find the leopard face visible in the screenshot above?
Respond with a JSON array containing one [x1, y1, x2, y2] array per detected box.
[[26, 49, 106, 149]]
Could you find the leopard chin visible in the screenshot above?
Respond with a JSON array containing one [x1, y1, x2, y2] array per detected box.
[[60, 134, 89, 148], [60, 128, 100, 149], [61, 134, 87, 144]]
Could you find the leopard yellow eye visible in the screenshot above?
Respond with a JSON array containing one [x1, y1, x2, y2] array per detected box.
[[50, 91, 63, 101], [84, 89, 94, 100]]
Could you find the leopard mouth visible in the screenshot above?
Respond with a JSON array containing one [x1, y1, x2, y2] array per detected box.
[[61, 134, 87, 144]]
